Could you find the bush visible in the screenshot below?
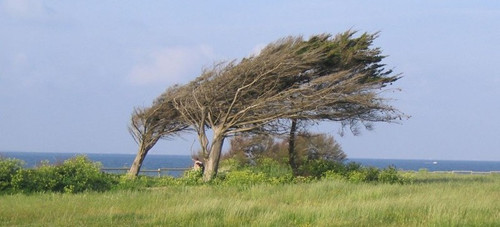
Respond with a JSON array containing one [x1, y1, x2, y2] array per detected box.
[[12, 164, 62, 193], [218, 158, 243, 173], [322, 163, 411, 184], [299, 159, 342, 178], [222, 169, 269, 186], [215, 157, 294, 185], [251, 158, 293, 179], [378, 166, 402, 184], [323, 170, 345, 181], [178, 169, 204, 185], [11, 155, 117, 193], [400, 171, 416, 184], [0, 157, 24, 191], [347, 167, 380, 183], [56, 156, 117, 193], [300, 159, 362, 178]]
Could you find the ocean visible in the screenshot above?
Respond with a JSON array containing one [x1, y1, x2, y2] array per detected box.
[[2, 151, 500, 174]]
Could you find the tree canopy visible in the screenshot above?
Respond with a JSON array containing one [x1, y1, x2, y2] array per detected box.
[[128, 30, 406, 181]]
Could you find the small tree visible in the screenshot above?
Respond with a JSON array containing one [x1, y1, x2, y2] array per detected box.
[[127, 85, 189, 177], [225, 133, 346, 168], [224, 134, 281, 165], [294, 133, 346, 163]]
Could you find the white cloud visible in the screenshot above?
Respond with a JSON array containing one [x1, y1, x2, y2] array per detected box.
[[129, 45, 215, 85], [2, 0, 46, 18]]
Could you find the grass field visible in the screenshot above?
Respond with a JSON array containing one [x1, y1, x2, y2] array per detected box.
[[1, 173, 499, 226]]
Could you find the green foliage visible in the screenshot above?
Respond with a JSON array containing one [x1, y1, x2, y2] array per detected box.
[[224, 133, 346, 171], [57, 156, 116, 193], [378, 166, 409, 184], [215, 158, 293, 186], [250, 158, 293, 179], [221, 169, 269, 186], [218, 157, 244, 172], [12, 165, 62, 193], [215, 157, 410, 185], [0, 157, 24, 191], [299, 159, 351, 178], [178, 169, 204, 185], [323, 164, 411, 184], [2, 155, 413, 195], [10, 156, 117, 193], [347, 167, 380, 183]]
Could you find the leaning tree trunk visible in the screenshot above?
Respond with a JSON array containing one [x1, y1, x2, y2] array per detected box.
[[288, 118, 299, 176], [202, 130, 225, 182], [127, 139, 157, 178]]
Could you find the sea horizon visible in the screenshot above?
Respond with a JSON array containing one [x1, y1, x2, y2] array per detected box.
[[2, 151, 500, 173], [2, 150, 499, 162]]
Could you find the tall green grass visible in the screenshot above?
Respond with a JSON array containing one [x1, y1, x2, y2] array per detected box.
[[1, 173, 499, 226]]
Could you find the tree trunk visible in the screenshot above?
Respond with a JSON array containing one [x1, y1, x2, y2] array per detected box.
[[288, 118, 299, 176], [202, 130, 225, 182], [127, 139, 156, 178]]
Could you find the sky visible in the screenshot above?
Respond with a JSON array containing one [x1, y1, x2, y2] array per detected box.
[[1, 0, 499, 161]]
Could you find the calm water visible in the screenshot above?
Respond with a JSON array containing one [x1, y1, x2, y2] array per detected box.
[[2, 151, 500, 173]]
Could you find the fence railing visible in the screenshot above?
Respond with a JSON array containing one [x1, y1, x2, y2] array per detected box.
[[428, 170, 500, 175], [101, 168, 500, 177], [101, 167, 190, 177]]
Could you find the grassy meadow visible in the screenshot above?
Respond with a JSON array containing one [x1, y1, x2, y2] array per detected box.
[[1, 173, 499, 226]]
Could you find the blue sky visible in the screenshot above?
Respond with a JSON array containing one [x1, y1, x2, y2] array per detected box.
[[1, 1, 499, 160]]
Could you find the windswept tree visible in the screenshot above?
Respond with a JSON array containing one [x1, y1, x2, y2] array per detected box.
[[127, 85, 189, 177], [281, 31, 402, 174], [135, 30, 405, 182], [173, 36, 332, 181]]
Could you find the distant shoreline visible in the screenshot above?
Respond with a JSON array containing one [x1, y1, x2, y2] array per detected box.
[[2, 151, 500, 172], [2, 150, 499, 162]]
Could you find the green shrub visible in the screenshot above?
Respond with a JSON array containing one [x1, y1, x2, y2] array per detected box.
[[222, 169, 269, 186], [214, 157, 293, 185], [348, 170, 366, 183], [347, 167, 380, 183], [11, 155, 117, 193], [323, 170, 345, 181], [178, 169, 203, 185], [218, 158, 243, 172], [344, 162, 363, 173], [299, 159, 345, 178], [251, 158, 293, 179], [362, 167, 380, 182], [400, 171, 416, 184], [11, 164, 62, 193], [322, 164, 412, 184], [379, 166, 403, 184], [56, 156, 116, 193], [0, 157, 24, 191], [299, 159, 364, 179]]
